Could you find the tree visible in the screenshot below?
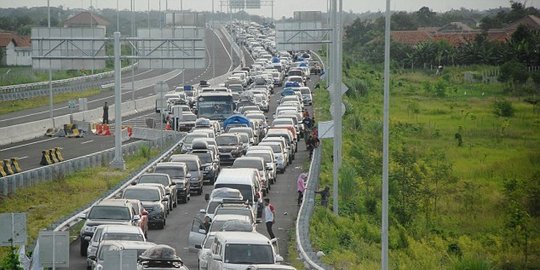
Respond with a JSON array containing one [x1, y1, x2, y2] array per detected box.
[[416, 6, 437, 26]]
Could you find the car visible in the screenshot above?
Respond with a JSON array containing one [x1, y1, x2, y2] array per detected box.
[[86, 224, 146, 269], [232, 157, 270, 195], [228, 127, 257, 145], [298, 87, 312, 106], [137, 244, 189, 270], [258, 142, 287, 173], [260, 137, 292, 164], [122, 185, 168, 229], [169, 154, 204, 195], [91, 240, 156, 270], [153, 162, 191, 204], [215, 133, 243, 165], [205, 232, 283, 270], [188, 214, 255, 250], [181, 132, 210, 153], [79, 199, 139, 256], [245, 149, 276, 184], [134, 173, 177, 209], [191, 149, 220, 184]]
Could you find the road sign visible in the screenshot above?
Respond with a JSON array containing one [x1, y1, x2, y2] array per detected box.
[[318, 120, 334, 138], [330, 102, 346, 117], [327, 82, 348, 96], [275, 22, 330, 51], [0, 213, 27, 246], [38, 231, 69, 268], [230, 0, 245, 9], [246, 0, 261, 9]]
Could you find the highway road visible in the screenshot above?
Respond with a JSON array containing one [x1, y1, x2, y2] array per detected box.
[[0, 27, 239, 171], [66, 72, 320, 269]]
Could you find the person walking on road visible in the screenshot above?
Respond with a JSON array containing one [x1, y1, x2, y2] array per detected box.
[[297, 173, 307, 205], [263, 198, 276, 239], [102, 102, 109, 124]]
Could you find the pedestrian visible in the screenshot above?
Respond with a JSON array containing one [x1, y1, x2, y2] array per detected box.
[[306, 135, 315, 158], [315, 186, 330, 208], [200, 216, 211, 233], [102, 102, 109, 124], [263, 198, 276, 239], [297, 173, 307, 205]]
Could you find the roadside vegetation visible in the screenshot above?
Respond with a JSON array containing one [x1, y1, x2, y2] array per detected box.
[[0, 87, 104, 115], [0, 145, 159, 266], [309, 3, 540, 269], [0, 67, 109, 86]]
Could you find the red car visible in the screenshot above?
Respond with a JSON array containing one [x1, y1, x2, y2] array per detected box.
[[127, 199, 149, 238]]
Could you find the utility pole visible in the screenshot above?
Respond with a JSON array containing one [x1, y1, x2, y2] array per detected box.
[[47, 0, 55, 128], [131, 0, 136, 105], [382, 0, 392, 269], [212, 0, 216, 77]]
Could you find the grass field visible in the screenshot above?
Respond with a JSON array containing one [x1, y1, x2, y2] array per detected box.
[[310, 64, 540, 269], [0, 67, 108, 86], [0, 146, 159, 265], [0, 88, 103, 115]]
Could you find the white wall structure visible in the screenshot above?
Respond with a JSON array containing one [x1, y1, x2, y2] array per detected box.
[[31, 27, 106, 71], [136, 27, 206, 69], [6, 41, 32, 66], [165, 12, 206, 27]]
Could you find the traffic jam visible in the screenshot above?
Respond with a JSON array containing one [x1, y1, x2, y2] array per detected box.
[[80, 21, 321, 270]]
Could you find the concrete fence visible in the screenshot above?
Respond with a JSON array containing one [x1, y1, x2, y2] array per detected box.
[[0, 131, 183, 197]]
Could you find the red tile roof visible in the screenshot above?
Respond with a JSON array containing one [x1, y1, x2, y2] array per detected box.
[[391, 31, 433, 45], [0, 32, 31, 48], [64, 11, 110, 27]]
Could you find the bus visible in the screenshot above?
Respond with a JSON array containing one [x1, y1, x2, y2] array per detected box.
[[196, 92, 235, 122]]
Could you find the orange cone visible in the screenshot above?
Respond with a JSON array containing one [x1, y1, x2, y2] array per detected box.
[[102, 124, 111, 136], [95, 124, 103, 135]]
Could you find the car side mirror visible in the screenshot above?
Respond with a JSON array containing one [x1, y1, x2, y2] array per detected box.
[[212, 254, 222, 261], [131, 181, 137, 185], [88, 255, 96, 261], [195, 244, 202, 249], [199, 209, 206, 214], [187, 173, 192, 178], [276, 255, 284, 263], [199, 229, 207, 234], [162, 198, 168, 202], [266, 165, 272, 170], [80, 213, 87, 220], [204, 194, 210, 201], [133, 215, 141, 221]]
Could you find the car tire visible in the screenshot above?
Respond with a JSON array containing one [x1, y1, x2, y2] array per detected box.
[[80, 239, 88, 256]]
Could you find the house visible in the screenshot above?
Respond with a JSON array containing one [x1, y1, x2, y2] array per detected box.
[[63, 11, 109, 30], [0, 32, 31, 66]]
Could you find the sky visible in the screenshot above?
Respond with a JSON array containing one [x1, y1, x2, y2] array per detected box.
[[1, 0, 539, 18]]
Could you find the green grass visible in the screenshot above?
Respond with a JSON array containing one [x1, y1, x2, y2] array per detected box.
[[309, 63, 540, 269], [0, 146, 159, 262], [0, 67, 109, 86], [0, 88, 103, 115]]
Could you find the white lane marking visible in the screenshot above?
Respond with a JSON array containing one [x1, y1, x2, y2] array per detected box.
[[0, 137, 58, 152], [17, 156, 29, 160], [0, 69, 183, 123], [81, 140, 94, 144], [213, 28, 234, 72]]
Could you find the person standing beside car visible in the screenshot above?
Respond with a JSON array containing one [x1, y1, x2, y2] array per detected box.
[[297, 173, 307, 205], [263, 198, 276, 239]]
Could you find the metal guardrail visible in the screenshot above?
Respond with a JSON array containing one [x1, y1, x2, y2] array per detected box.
[[0, 63, 138, 100], [52, 133, 184, 232], [296, 147, 331, 270]]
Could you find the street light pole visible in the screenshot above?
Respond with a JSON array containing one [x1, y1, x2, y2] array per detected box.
[[131, 0, 136, 105], [212, 0, 216, 78], [47, 0, 55, 128], [110, 32, 125, 170], [382, 0, 392, 269]]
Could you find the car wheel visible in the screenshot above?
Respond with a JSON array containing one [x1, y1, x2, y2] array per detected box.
[[80, 239, 88, 256]]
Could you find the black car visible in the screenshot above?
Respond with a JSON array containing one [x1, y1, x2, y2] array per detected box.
[[191, 149, 220, 184], [153, 162, 191, 204]]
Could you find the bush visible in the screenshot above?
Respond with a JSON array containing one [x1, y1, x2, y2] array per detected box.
[[499, 60, 529, 85], [493, 99, 515, 117]]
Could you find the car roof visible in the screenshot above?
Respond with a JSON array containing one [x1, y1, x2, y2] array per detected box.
[[99, 240, 155, 250], [125, 185, 161, 192], [234, 156, 265, 163], [216, 168, 258, 184], [97, 224, 143, 234], [96, 199, 131, 207], [155, 162, 187, 168], [214, 231, 271, 244], [170, 154, 199, 161]]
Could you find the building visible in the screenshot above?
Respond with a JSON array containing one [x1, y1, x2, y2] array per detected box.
[[63, 11, 110, 30], [0, 32, 31, 66]]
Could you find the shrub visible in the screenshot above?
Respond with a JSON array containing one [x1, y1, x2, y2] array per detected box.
[[493, 99, 515, 117]]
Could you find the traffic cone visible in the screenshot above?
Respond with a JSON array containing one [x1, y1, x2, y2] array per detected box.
[[102, 124, 111, 136], [95, 123, 103, 135], [165, 121, 172, 130]]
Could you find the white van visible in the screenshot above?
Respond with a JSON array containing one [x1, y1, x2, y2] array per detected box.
[[206, 231, 283, 270], [213, 168, 263, 220]]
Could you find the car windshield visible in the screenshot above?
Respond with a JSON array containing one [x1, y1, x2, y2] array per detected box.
[[233, 160, 263, 170], [273, 119, 292, 126], [124, 189, 161, 202], [193, 152, 212, 163], [154, 167, 185, 179], [170, 158, 198, 171], [88, 206, 131, 220], [185, 91, 195, 96], [216, 136, 238, 145], [246, 152, 271, 163], [261, 144, 280, 153], [102, 233, 144, 242], [224, 244, 274, 264], [184, 134, 207, 144], [301, 88, 310, 94], [139, 175, 169, 187], [206, 201, 221, 215], [238, 134, 249, 144]]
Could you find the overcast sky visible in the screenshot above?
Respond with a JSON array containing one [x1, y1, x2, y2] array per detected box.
[[1, 0, 538, 18]]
